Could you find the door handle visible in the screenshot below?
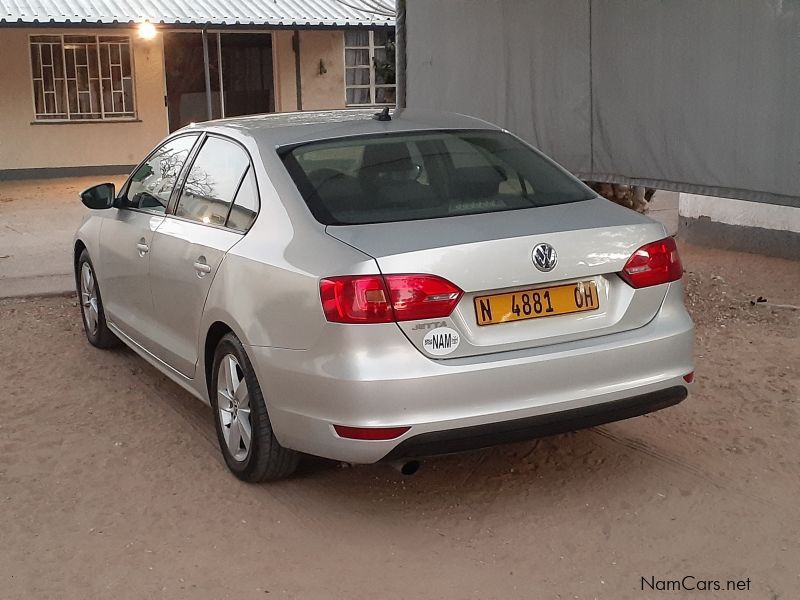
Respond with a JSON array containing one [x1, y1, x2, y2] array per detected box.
[[136, 242, 149, 256], [193, 261, 212, 276]]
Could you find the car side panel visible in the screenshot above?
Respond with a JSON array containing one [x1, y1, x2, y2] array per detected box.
[[199, 156, 379, 352], [74, 213, 104, 276], [97, 209, 165, 346], [147, 218, 244, 377], [196, 165, 379, 403], [202, 232, 379, 351]]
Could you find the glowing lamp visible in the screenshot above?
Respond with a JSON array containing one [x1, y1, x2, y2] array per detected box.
[[138, 21, 157, 40]]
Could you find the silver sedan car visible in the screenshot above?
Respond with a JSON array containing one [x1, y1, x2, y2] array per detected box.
[[74, 109, 694, 481]]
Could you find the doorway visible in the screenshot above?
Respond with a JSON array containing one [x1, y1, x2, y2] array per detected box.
[[164, 32, 275, 132]]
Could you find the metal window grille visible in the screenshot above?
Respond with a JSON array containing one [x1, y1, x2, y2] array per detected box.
[[30, 34, 136, 121], [344, 30, 396, 107]]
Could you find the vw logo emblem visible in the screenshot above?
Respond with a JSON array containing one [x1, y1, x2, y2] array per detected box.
[[532, 243, 557, 272]]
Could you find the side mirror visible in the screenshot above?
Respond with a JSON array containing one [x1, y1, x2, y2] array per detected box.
[[80, 183, 116, 210]]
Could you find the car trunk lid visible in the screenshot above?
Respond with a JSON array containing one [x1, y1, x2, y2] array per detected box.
[[326, 198, 671, 359]]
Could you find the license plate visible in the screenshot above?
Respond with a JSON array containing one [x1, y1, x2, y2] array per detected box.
[[474, 281, 599, 326]]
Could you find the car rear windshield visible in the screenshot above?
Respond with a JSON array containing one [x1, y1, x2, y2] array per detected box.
[[281, 130, 595, 226]]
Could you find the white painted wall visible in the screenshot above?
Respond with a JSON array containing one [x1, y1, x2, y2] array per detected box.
[[679, 194, 800, 233]]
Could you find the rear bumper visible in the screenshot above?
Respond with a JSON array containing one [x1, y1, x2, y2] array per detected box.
[[248, 283, 693, 464], [383, 385, 687, 460]]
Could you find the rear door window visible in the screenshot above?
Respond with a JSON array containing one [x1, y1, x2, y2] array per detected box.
[[281, 130, 594, 225], [174, 136, 250, 227]]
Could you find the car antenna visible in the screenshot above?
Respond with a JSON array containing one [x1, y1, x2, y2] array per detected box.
[[373, 106, 391, 121]]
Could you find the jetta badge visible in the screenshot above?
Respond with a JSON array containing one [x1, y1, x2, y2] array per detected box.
[[532, 243, 557, 272]]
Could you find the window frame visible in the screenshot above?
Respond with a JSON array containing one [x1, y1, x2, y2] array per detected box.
[[224, 165, 261, 233], [167, 132, 262, 233], [28, 33, 138, 123], [343, 29, 396, 108]]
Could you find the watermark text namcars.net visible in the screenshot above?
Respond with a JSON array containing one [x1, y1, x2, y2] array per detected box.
[[642, 576, 752, 592]]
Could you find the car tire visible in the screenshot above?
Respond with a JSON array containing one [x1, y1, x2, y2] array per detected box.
[[211, 333, 299, 482], [77, 249, 120, 349]]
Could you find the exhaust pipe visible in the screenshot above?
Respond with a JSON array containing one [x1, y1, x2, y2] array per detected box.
[[390, 459, 421, 476]]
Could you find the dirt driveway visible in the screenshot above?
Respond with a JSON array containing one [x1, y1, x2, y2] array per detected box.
[[0, 175, 127, 298], [1, 244, 798, 600]]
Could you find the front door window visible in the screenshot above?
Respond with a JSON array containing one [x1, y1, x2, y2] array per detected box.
[[124, 135, 199, 212]]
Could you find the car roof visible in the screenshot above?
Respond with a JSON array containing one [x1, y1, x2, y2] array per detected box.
[[178, 108, 500, 149]]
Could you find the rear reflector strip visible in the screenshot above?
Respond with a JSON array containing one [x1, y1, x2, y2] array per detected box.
[[683, 372, 695, 383], [333, 425, 411, 440]]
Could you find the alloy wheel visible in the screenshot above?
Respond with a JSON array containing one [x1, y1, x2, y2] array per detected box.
[[217, 354, 252, 462], [80, 262, 99, 336]]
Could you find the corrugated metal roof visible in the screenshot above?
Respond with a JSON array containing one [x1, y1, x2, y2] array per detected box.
[[0, 0, 396, 27]]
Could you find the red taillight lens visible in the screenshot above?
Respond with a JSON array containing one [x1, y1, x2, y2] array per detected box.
[[333, 425, 411, 440], [384, 275, 463, 321], [320, 274, 463, 324], [320, 275, 393, 323], [619, 237, 683, 288]]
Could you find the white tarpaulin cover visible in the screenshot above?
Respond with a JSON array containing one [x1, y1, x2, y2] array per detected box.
[[405, 0, 799, 207]]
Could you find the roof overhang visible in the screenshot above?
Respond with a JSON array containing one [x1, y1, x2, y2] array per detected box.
[[0, 20, 394, 29], [0, 0, 396, 28]]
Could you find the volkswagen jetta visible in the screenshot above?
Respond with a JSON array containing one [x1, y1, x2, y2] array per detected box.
[[74, 109, 694, 481]]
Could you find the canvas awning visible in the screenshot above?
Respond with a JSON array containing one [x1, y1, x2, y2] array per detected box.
[[402, 0, 799, 207]]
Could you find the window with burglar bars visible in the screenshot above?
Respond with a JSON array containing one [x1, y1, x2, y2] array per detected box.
[[29, 35, 136, 121], [344, 30, 396, 107]]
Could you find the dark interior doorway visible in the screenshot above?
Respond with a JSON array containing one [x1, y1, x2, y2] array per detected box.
[[219, 33, 275, 120], [164, 32, 274, 132]]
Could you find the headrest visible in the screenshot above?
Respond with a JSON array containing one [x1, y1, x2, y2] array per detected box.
[[450, 166, 506, 199], [360, 143, 420, 189], [362, 142, 415, 170]]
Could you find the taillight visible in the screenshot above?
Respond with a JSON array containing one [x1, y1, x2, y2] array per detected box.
[[619, 237, 683, 288], [320, 274, 463, 324], [320, 275, 393, 323], [384, 275, 463, 321]]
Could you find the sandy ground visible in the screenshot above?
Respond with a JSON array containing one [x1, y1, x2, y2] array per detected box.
[[0, 243, 798, 600], [0, 175, 127, 297]]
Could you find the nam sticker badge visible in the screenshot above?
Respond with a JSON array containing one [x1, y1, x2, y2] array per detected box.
[[422, 327, 461, 356]]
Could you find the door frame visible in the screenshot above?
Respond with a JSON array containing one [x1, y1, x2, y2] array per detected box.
[[162, 29, 276, 132]]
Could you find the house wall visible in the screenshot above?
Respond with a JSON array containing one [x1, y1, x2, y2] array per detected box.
[[0, 27, 169, 176], [0, 27, 351, 176], [273, 30, 346, 112]]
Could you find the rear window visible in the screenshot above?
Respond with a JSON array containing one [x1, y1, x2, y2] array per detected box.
[[281, 130, 594, 225]]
